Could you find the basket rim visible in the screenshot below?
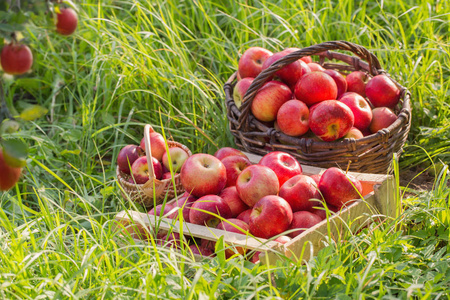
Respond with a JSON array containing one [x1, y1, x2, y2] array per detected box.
[[224, 41, 411, 149]]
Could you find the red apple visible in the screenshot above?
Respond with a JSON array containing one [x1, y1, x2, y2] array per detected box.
[[162, 147, 189, 173], [158, 232, 183, 249], [309, 174, 321, 186], [288, 211, 323, 238], [307, 62, 325, 72], [237, 209, 253, 224], [261, 49, 311, 90], [300, 56, 313, 64], [140, 132, 166, 161], [173, 194, 197, 222], [189, 195, 232, 227], [214, 147, 248, 161], [130, 156, 163, 183], [249, 195, 293, 239], [294, 71, 338, 107], [219, 186, 249, 217], [339, 92, 373, 131], [276, 99, 310, 137], [189, 244, 215, 257], [148, 203, 178, 219], [162, 172, 178, 180], [180, 153, 227, 198], [0, 43, 33, 75], [238, 47, 273, 78], [251, 81, 292, 122], [365, 74, 401, 108], [216, 218, 250, 257], [259, 151, 302, 187], [311, 202, 340, 220], [117, 144, 141, 175], [343, 127, 364, 139], [236, 165, 279, 207], [0, 150, 22, 191], [324, 69, 347, 99], [319, 167, 363, 207], [221, 155, 252, 187], [346, 71, 369, 97], [233, 77, 254, 108], [251, 235, 291, 263], [56, 8, 78, 36], [369, 107, 398, 133], [279, 174, 321, 212], [309, 100, 355, 141]]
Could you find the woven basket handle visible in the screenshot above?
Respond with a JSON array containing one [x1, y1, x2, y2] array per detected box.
[[143, 124, 157, 182], [237, 41, 382, 128]]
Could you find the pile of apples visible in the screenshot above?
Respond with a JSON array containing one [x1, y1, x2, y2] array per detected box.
[[117, 127, 190, 183], [150, 147, 362, 261], [233, 46, 401, 141]]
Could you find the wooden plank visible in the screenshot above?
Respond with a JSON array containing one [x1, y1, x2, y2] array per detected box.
[[115, 210, 280, 251]]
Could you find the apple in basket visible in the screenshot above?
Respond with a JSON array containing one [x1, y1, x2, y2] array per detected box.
[[323, 69, 348, 99], [365, 74, 401, 109], [233, 77, 254, 109], [162, 147, 189, 173], [309, 100, 354, 141], [276, 99, 310, 137], [346, 71, 370, 97], [339, 92, 373, 131], [117, 144, 141, 175], [261, 49, 311, 90], [140, 132, 166, 161], [319, 167, 363, 208], [251, 81, 292, 122], [294, 71, 338, 107], [369, 107, 398, 134], [130, 156, 163, 184], [238, 47, 273, 79], [180, 153, 227, 198]]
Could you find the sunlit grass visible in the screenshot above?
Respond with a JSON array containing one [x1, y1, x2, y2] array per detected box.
[[0, 0, 449, 297]]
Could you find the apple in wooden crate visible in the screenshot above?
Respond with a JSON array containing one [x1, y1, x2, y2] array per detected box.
[[221, 155, 252, 187], [288, 211, 323, 238], [279, 174, 322, 212], [259, 151, 302, 187], [219, 186, 249, 217], [189, 195, 232, 227], [236, 165, 279, 207], [180, 154, 227, 198], [216, 218, 250, 258], [249, 195, 293, 239], [319, 167, 363, 207]]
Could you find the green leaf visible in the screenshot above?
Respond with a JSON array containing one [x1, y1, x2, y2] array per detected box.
[[19, 105, 48, 121], [1, 138, 28, 168], [0, 120, 20, 134]]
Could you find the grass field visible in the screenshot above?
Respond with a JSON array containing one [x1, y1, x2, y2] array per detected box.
[[1, 0, 449, 298]]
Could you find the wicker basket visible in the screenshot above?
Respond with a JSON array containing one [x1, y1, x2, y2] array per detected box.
[[117, 124, 192, 208], [224, 41, 411, 174]]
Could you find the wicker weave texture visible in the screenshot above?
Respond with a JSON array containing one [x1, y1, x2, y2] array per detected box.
[[225, 41, 411, 174]]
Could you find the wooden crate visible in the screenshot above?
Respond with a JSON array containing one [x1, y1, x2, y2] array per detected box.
[[115, 152, 399, 264]]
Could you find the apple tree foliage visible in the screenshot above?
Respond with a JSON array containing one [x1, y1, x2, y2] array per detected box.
[[0, 0, 78, 186]]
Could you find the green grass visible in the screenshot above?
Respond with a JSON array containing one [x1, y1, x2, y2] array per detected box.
[[1, 0, 449, 298]]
